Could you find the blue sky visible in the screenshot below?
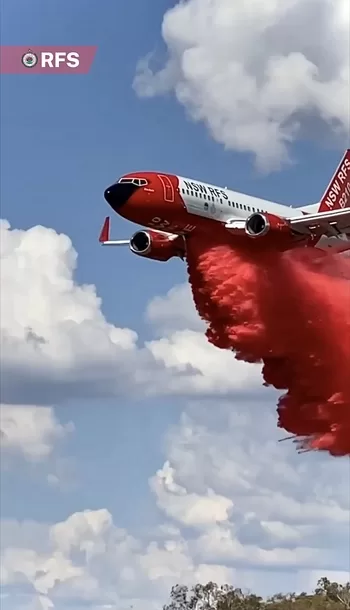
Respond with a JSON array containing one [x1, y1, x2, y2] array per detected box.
[[1, 0, 349, 608], [1, 0, 344, 331]]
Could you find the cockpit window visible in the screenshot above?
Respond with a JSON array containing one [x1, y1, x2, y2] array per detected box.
[[118, 177, 148, 186]]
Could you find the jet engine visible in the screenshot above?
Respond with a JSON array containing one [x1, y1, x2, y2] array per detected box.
[[245, 212, 291, 238], [129, 230, 185, 262]]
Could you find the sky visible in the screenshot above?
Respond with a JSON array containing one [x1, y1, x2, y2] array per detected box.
[[0, 0, 349, 608]]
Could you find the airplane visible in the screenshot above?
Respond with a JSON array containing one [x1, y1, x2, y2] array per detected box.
[[99, 149, 350, 262]]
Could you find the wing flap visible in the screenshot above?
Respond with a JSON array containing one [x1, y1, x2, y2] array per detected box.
[[289, 208, 350, 237]]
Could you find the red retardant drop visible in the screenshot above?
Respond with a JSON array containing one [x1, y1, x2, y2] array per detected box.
[[186, 234, 350, 456]]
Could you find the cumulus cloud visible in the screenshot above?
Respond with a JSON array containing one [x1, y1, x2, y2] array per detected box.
[[133, 0, 350, 170], [0, 405, 72, 461], [0, 509, 230, 610], [1, 220, 261, 405], [150, 460, 234, 527], [146, 329, 262, 395], [0, 220, 141, 405], [150, 399, 350, 575], [2, 481, 349, 610], [2, 398, 347, 607], [2, 221, 349, 609], [145, 283, 205, 335], [146, 283, 262, 396]]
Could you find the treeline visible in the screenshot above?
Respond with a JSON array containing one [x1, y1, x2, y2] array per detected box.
[[163, 577, 350, 609]]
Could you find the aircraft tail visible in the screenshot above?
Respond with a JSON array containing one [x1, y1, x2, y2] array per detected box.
[[298, 149, 350, 214]]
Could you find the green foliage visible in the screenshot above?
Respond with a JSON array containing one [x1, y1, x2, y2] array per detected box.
[[163, 578, 350, 610]]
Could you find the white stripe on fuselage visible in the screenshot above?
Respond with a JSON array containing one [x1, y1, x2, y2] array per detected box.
[[178, 176, 349, 250], [179, 176, 299, 223]]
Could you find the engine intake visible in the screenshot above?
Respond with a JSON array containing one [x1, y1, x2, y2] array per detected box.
[[245, 212, 290, 238], [246, 213, 269, 237], [130, 230, 151, 254], [130, 230, 185, 262]]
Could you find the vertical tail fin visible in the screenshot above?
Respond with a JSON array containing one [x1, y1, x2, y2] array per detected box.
[[318, 149, 350, 212]]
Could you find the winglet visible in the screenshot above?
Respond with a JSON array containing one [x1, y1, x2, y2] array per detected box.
[[99, 216, 110, 243]]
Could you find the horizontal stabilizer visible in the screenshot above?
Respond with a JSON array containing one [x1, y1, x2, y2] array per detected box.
[[98, 216, 129, 246]]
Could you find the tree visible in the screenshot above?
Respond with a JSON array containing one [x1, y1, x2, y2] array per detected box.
[[315, 577, 350, 608], [163, 578, 350, 609], [163, 582, 235, 609]]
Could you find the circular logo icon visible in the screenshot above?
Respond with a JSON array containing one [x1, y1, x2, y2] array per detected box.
[[21, 50, 38, 68]]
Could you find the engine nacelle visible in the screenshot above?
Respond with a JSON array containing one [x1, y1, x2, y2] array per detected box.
[[129, 230, 185, 262], [245, 212, 290, 238]]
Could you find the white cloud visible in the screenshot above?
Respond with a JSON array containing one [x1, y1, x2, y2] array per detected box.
[[146, 283, 205, 335], [134, 0, 349, 171], [0, 510, 196, 609], [0, 405, 72, 461], [146, 282, 262, 396], [1, 220, 263, 405], [0, 220, 140, 405], [1, 406, 349, 609], [2, 491, 349, 610], [146, 329, 262, 395], [151, 399, 350, 574], [1, 393, 338, 608], [150, 460, 233, 527], [2, 221, 349, 609]]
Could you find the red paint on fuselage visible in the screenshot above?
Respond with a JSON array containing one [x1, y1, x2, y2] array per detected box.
[[107, 172, 327, 253], [111, 171, 222, 238], [116, 172, 181, 224]]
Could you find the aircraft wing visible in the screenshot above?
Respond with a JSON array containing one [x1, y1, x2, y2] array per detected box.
[[288, 208, 350, 238], [98, 217, 129, 246]]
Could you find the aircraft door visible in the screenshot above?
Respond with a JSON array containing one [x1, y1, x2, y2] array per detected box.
[[157, 174, 175, 203]]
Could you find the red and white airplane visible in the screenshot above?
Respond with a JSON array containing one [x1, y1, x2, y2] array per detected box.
[[99, 149, 350, 261]]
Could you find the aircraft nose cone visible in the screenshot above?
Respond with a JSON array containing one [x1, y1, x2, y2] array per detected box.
[[104, 185, 117, 205], [104, 183, 138, 211]]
